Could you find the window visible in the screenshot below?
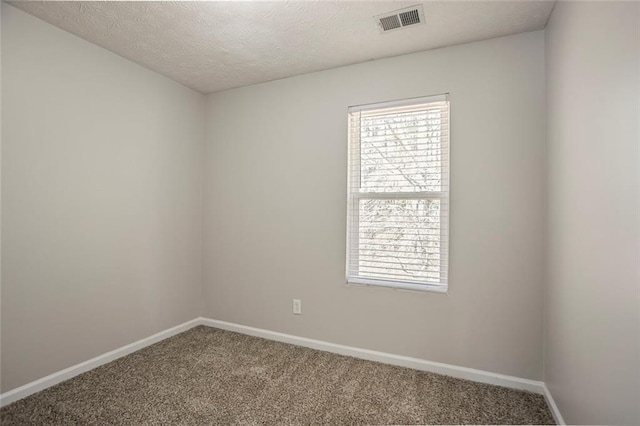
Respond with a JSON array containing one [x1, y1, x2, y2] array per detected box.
[[347, 94, 449, 292]]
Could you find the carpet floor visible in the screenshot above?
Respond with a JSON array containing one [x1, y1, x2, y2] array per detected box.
[[0, 326, 554, 425]]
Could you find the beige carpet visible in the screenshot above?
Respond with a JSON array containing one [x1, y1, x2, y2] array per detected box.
[[0, 326, 554, 425]]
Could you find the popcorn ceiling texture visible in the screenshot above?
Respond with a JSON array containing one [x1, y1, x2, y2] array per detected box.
[[9, 1, 554, 94]]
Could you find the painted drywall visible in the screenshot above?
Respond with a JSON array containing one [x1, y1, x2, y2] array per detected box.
[[545, 2, 640, 424], [0, 1, 4, 388], [1, 5, 205, 392], [203, 30, 546, 380]]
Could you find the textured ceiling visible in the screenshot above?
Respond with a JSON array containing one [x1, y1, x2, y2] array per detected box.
[[8, 1, 556, 93]]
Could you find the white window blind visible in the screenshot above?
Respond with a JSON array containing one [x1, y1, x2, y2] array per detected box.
[[347, 94, 449, 292]]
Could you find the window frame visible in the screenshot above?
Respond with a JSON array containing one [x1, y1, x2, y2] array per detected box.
[[346, 94, 450, 293]]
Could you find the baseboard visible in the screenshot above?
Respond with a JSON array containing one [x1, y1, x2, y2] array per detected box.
[[0, 318, 201, 408], [200, 317, 545, 395], [543, 384, 566, 425], [0, 317, 550, 410]]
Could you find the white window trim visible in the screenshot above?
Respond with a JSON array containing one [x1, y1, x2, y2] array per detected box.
[[346, 94, 450, 293]]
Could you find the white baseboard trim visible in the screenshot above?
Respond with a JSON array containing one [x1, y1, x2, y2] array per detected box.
[[200, 318, 545, 395], [543, 384, 566, 425], [0, 318, 202, 408], [1, 317, 551, 411]]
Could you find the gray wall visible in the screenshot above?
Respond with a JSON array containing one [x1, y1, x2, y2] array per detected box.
[[545, 1, 640, 424], [0, 1, 4, 387], [203, 31, 546, 380], [1, 5, 205, 392]]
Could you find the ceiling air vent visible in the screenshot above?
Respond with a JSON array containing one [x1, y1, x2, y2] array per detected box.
[[375, 5, 424, 33]]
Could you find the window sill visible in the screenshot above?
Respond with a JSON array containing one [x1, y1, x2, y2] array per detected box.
[[346, 277, 448, 294]]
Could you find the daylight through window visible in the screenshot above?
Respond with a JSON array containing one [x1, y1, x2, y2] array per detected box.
[[347, 95, 449, 291]]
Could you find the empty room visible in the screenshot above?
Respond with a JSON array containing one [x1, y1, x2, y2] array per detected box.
[[1, 0, 638, 424]]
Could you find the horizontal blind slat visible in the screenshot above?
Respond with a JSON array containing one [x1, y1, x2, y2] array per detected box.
[[347, 95, 449, 287]]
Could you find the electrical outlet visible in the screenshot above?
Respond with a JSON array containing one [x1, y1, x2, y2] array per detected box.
[[292, 299, 302, 315]]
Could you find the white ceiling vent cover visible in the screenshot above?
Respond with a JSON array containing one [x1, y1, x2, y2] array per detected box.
[[375, 5, 425, 33]]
